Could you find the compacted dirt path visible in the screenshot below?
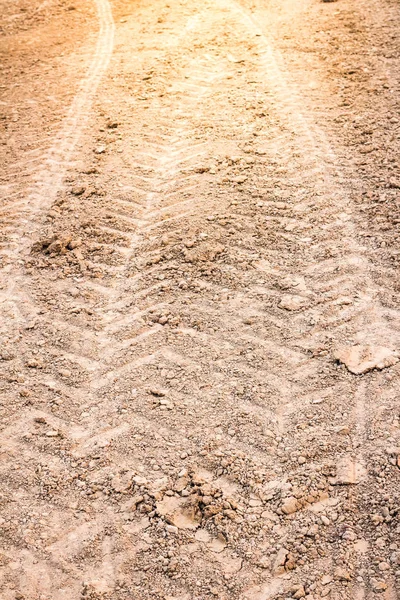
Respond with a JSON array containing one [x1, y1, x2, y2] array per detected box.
[[1, 0, 400, 599]]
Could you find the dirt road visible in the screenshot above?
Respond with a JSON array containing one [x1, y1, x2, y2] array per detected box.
[[1, 0, 400, 598]]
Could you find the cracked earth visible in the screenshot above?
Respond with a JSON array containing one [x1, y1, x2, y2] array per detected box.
[[1, 0, 400, 598]]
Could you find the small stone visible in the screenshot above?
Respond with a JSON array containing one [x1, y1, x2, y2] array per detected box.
[[158, 496, 201, 530], [34, 416, 47, 424], [128, 495, 144, 510], [336, 426, 350, 435], [68, 238, 82, 250], [166, 525, 178, 534], [342, 529, 357, 541], [231, 175, 247, 184], [371, 513, 384, 525], [210, 588, 219, 596], [27, 358, 43, 368], [149, 388, 166, 397], [243, 316, 256, 325], [285, 554, 297, 570], [334, 567, 351, 581], [71, 186, 85, 196], [159, 398, 174, 410], [293, 586, 306, 599], [279, 295, 308, 311], [174, 476, 189, 493], [224, 509, 239, 521], [0, 348, 16, 360], [298, 456, 306, 465], [359, 145, 375, 154], [59, 368, 71, 378], [281, 497, 299, 515], [331, 455, 366, 485], [257, 555, 270, 569], [389, 178, 400, 189], [132, 475, 148, 486], [45, 235, 73, 255], [391, 552, 400, 565], [321, 575, 332, 585], [371, 579, 387, 592], [378, 562, 390, 571], [307, 524, 319, 537], [46, 430, 59, 437], [273, 547, 288, 574], [111, 471, 134, 493]]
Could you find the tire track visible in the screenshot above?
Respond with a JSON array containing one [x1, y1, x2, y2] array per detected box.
[[0, 6, 240, 597], [0, 0, 115, 293], [229, 0, 400, 595], [80, 4, 371, 596]]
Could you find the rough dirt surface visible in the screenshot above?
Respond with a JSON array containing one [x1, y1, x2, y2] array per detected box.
[[1, 0, 400, 598]]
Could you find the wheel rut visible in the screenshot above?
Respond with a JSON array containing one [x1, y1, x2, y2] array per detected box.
[[0, 0, 115, 321]]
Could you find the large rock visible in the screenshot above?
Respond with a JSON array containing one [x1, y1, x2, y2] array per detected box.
[[334, 345, 399, 375]]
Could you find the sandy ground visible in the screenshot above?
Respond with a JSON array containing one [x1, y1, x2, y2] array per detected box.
[[1, 0, 400, 598]]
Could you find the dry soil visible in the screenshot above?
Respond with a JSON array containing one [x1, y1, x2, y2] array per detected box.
[[1, 0, 400, 599]]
